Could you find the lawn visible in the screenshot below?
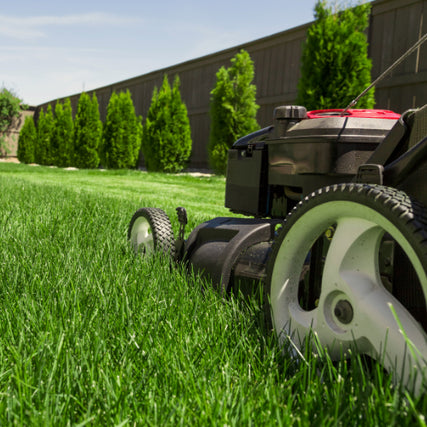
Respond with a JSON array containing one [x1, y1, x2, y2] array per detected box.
[[0, 162, 425, 425]]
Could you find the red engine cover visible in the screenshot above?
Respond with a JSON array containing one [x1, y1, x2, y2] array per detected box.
[[307, 109, 401, 120]]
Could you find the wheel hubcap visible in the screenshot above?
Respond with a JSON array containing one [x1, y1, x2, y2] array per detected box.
[[334, 300, 353, 324], [130, 217, 154, 254]]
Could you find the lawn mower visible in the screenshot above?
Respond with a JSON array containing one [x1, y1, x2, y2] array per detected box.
[[128, 38, 427, 394]]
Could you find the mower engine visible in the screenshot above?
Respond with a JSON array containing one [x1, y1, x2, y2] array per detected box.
[[226, 106, 400, 217], [185, 106, 402, 292]]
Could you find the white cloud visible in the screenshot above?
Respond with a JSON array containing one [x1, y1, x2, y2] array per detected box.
[[0, 43, 157, 105], [0, 13, 143, 40]]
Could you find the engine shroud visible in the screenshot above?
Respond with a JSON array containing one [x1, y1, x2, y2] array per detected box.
[[225, 108, 400, 217]]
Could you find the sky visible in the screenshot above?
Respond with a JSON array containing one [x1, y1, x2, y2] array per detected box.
[[1, 0, 319, 106]]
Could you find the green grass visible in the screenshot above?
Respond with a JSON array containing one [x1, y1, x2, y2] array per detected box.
[[0, 162, 426, 425]]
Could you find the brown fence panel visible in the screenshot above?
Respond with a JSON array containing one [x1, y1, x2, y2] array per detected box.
[[0, 109, 35, 157], [370, 0, 427, 112]]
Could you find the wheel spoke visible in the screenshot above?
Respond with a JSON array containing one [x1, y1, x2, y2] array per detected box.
[[139, 235, 154, 252], [137, 230, 150, 246], [321, 217, 384, 296], [313, 217, 386, 355], [133, 227, 152, 252], [287, 303, 317, 342], [318, 217, 426, 390], [354, 286, 427, 391]]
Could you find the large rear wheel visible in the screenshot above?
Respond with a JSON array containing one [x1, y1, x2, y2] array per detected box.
[[267, 184, 427, 393]]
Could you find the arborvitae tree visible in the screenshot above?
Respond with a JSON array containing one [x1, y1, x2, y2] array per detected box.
[[170, 76, 192, 170], [141, 86, 161, 172], [296, 0, 374, 110], [17, 115, 36, 164], [34, 109, 45, 164], [141, 75, 192, 173], [52, 98, 74, 167], [101, 92, 120, 167], [101, 90, 142, 169], [35, 104, 54, 165], [73, 92, 102, 168], [208, 49, 259, 174]]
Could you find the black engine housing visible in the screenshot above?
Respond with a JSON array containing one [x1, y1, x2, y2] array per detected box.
[[225, 106, 398, 218]]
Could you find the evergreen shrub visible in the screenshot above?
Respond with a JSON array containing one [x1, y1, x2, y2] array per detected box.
[[52, 98, 74, 167], [141, 75, 192, 173], [35, 104, 54, 165], [296, 0, 374, 110], [17, 115, 36, 164], [73, 93, 102, 169], [102, 90, 142, 169], [208, 49, 259, 175]]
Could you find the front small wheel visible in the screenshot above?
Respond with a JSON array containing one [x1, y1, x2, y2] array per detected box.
[[128, 208, 175, 258]]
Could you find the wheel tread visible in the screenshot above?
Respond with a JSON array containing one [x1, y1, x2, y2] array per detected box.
[[294, 184, 427, 260]]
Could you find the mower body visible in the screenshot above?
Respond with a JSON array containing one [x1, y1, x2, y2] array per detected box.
[[129, 104, 427, 393], [184, 106, 427, 295]]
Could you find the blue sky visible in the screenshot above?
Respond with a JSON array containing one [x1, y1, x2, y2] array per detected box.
[[1, 0, 319, 105]]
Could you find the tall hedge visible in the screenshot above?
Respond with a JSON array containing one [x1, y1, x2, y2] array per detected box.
[[52, 98, 74, 167], [296, 0, 374, 110], [208, 49, 259, 174], [17, 115, 36, 164], [73, 93, 102, 169], [101, 90, 142, 169], [35, 104, 54, 165], [141, 75, 192, 173]]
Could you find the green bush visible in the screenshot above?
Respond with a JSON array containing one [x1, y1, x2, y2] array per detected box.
[[141, 75, 192, 173], [52, 98, 74, 167], [17, 115, 36, 164], [296, 0, 374, 110], [73, 93, 102, 169], [170, 76, 192, 170], [34, 110, 45, 164], [101, 90, 142, 169], [208, 49, 259, 174], [35, 104, 54, 165], [0, 87, 25, 155]]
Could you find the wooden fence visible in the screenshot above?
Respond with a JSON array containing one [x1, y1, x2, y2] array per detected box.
[[36, 0, 427, 169], [0, 109, 35, 157]]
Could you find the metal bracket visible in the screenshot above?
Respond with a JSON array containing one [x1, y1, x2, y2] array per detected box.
[[175, 207, 188, 262], [176, 207, 187, 241], [356, 164, 384, 185]]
